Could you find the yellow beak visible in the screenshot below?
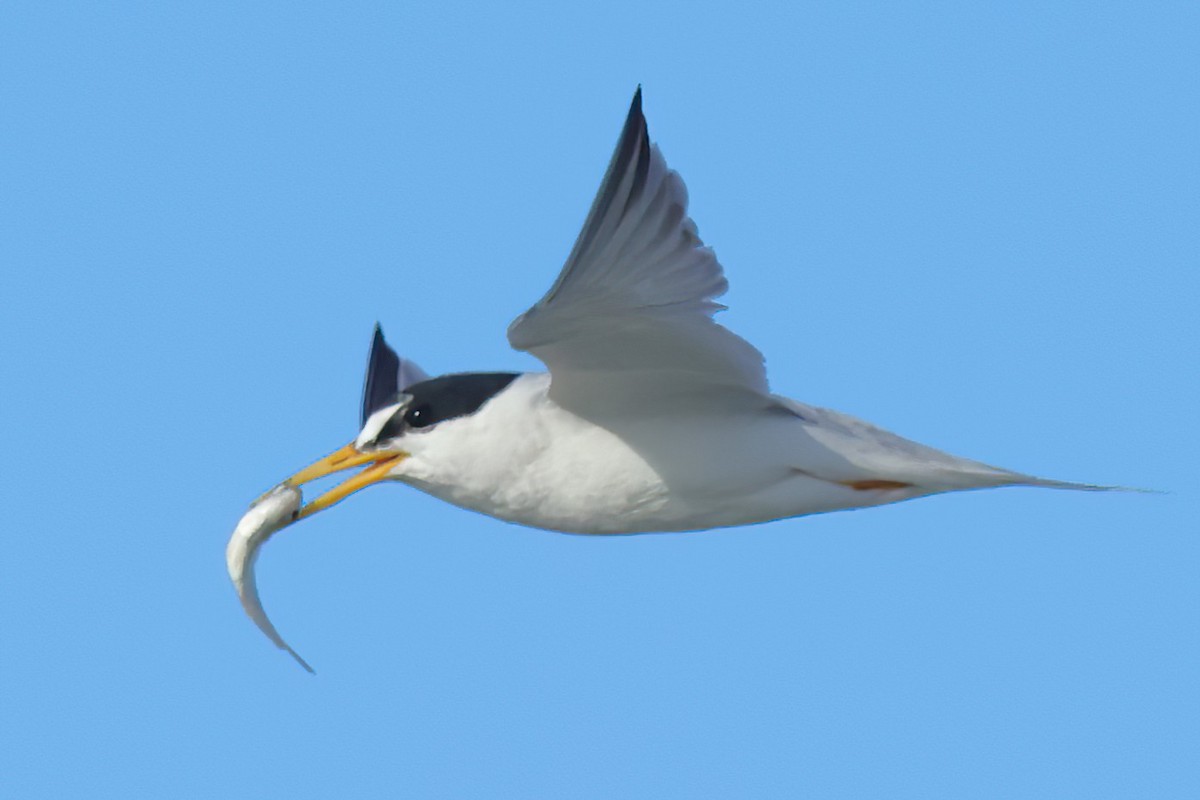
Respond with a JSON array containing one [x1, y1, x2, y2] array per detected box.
[[285, 443, 407, 519]]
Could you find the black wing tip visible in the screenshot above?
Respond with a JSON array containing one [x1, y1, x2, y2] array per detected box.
[[627, 86, 645, 131], [619, 85, 650, 171], [622, 87, 652, 213], [362, 322, 402, 427], [367, 323, 399, 368]]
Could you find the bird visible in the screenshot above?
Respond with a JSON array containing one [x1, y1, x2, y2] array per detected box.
[[277, 88, 1109, 537]]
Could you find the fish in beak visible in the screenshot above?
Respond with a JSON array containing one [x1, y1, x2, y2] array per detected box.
[[225, 443, 406, 671]]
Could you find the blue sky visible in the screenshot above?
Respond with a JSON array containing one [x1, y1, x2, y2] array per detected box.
[[2, 2, 1197, 797]]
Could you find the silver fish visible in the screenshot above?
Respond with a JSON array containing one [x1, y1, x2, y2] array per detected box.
[[225, 483, 313, 672]]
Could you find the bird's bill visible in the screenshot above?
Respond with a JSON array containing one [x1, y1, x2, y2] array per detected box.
[[285, 442, 407, 519]]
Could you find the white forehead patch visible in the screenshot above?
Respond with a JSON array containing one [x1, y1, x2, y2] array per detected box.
[[355, 397, 409, 449]]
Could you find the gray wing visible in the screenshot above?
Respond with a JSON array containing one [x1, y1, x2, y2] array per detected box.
[[507, 89, 769, 420]]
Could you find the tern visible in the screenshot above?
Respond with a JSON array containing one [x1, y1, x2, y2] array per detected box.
[[275, 88, 1108, 537]]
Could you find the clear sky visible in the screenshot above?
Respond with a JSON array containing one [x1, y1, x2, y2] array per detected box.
[[2, 2, 1196, 798]]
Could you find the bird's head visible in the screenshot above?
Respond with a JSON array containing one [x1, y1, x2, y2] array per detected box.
[[281, 325, 516, 521]]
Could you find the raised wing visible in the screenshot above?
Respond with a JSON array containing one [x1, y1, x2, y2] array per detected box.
[[507, 89, 769, 419], [361, 324, 429, 427]]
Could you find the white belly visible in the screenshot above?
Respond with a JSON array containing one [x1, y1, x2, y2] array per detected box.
[[396, 374, 676, 533]]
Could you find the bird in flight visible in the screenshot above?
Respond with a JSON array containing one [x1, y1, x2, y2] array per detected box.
[[228, 88, 1109, 669]]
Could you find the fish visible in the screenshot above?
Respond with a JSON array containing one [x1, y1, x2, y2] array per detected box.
[[225, 483, 313, 672]]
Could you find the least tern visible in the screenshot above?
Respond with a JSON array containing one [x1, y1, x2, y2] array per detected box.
[[230, 89, 1110, 666]]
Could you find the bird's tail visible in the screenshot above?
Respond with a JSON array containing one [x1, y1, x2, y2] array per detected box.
[[1003, 474, 1155, 493], [784, 399, 1148, 495]]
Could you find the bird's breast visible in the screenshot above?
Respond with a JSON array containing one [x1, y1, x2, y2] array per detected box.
[[398, 374, 673, 534]]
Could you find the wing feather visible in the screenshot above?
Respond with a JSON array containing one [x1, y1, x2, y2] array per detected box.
[[361, 324, 429, 427], [508, 89, 768, 419]]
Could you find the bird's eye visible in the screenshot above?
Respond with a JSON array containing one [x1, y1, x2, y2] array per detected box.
[[404, 403, 435, 429]]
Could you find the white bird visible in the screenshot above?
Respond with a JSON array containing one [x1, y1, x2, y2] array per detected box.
[[231, 88, 1114, 668], [278, 88, 1106, 535]]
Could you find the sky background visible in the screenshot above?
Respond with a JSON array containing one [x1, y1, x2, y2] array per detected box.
[[2, 2, 1197, 797]]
